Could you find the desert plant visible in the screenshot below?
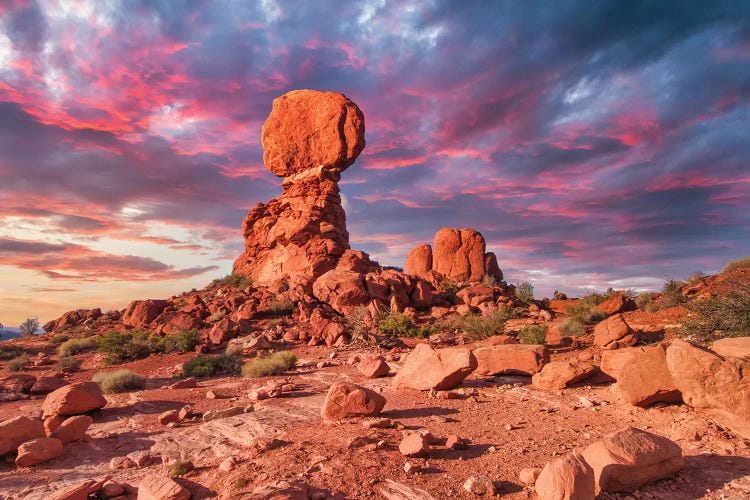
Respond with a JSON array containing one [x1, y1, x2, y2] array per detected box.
[[242, 351, 297, 377], [93, 369, 146, 393], [514, 281, 534, 304], [6, 354, 29, 371], [438, 279, 461, 303], [0, 345, 23, 360], [19, 317, 39, 336], [635, 292, 659, 312], [347, 306, 373, 343], [97, 329, 152, 365], [722, 256, 750, 274], [50, 333, 70, 345], [57, 356, 81, 372], [207, 310, 227, 322], [182, 352, 242, 378], [481, 274, 498, 288], [565, 301, 607, 325], [558, 317, 587, 337], [377, 312, 418, 337], [169, 460, 195, 477], [266, 295, 295, 314], [661, 279, 687, 308], [686, 271, 706, 285], [58, 337, 97, 357], [678, 282, 750, 344], [212, 273, 253, 290], [460, 310, 509, 340], [519, 325, 548, 345], [158, 329, 201, 354]]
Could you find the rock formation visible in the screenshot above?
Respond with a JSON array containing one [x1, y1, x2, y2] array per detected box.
[[233, 90, 365, 291]]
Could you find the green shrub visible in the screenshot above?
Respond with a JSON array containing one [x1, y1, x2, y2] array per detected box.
[[722, 257, 750, 274], [242, 351, 297, 377], [519, 325, 548, 344], [92, 369, 146, 393], [460, 310, 509, 340], [182, 353, 242, 378], [50, 334, 70, 345], [558, 317, 587, 337], [158, 329, 201, 353], [661, 280, 687, 308], [514, 281, 534, 304], [439, 279, 461, 303], [97, 329, 152, 365], [563, 293, 608, 327], [0, 345, 23, 360], [212, 273, 253, 290], [169, 460, 194, 477], [57, 356, 81, 372], [58, 337, 97, 357], [7, 354, 29, 371], [678, 282, 750, 344], [377, 312, 418, 337]]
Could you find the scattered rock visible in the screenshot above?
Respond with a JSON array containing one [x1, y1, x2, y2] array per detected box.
[[463, 476, 496, 496], [246, 480, 310, 500], [49, 415, 93, 443], [392, 343, 477, 391], [600, 344, 682, 407], [0, 374, 36, 393], [203, 406, 244, 422], [532, 360, 597, 390], [358, 356, 390, 378], [593, 314, 638, 349], [15, 437, 64, 467], [321, 382, 386, 420], [42, 382, 107, 417], [0, 415, 45, 456], [137, 473, 190, 500], [582, 426, 683, 494], [535, 451, 595, 500], [362, 417, 393, 429], [445, 434, 468, 450], [399, 433, 429, 457], [473, 344, 548, 376], [158, 410, 180, 426]]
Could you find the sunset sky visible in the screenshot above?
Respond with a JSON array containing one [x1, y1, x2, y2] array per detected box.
[[1, 1, 749, 326]]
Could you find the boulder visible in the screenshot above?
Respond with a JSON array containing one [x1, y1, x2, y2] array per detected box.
[[50, 477, 109, 500], [15, 437, 64, 467], [600, 345, 681, 407], [357, 356, 390, 378], [593, 314, 638, 349], [0, 374, 36, 393], [123, 299, 169, 327], [463, 476, 496, 496], [399, 433, 429, 457], [405, 244, 433, 280], [137, 474, 190, 500], [312, 268, 370, 314], [42, 382, 107, 417], [598, 292, 636, 316], [666, 339, 750, 439], [455, 285, 495, 307], [30, 376, 69, 395], [410, 280, 433, 310], [581, 427, 683, 493], [535, 452, 595, 500], [44, 415, 63, 436], [208, 317, 238, 344], [473, 344, 548, 376], [532, 360, 597, 390], [712, 336, 750, 361], [0, 416, 45, 456], [50, 415, 93, 443], [392, 343, 477, 391], [321, 382, 386, 420], [432, 228, 486, 282]]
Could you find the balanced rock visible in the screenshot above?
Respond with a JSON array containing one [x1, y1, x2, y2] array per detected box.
[[392, 343, 477, 391], [137, 474, 190, 500], [321, 382, 386, 420], [535, 451, 595, 500], [0, 416, 45, 456], [358, 356, 390, 378], [532, 360, 596, 390], [42, 382, 107, 417], [601, 344, 681, 407], [593, 314, 638, 349], [665, 339, 750, 439], [581, 427, 683, 493], [15, 437, 64, 467], [712, 336, 750, 361], [473, 344, 548, 376], [49, 415, 93, 443]]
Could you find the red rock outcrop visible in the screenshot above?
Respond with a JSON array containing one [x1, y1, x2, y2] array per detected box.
[[600, 345, 681, 407]]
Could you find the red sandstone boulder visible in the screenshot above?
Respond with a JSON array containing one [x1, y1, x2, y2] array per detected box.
[[473, 344, 548, 376], [399, 433, 429, 457], [405, 244, 433, 280], [42, 382, 107, 417], [392, 343, 477, 391], [532, 360, 597, 390], [49, 415, 93, 443], [600, 345, 681, 407], [593, 314, 638, 349], [0, 416, 45, 456], [208, 317, 238, 344], [410, 280, 433, 310], [358, 356, 390, 378], [712, 336, 750, 361], [598, 292, 636, 316], [50, 477, 109, 500], [30, 376, 69, 395], [123, 299, 169, 327], [432, 228, 486, 282], [455, 285, 495, 307], [0, 374, 36, 393], [137, 474, 190, 500], [321, 382, 386, 420], [665, 339, 750, 439], [15, 437, 64, 467], [581, 427, 683, 494], [312, 268, 370, 314], [535, 451, 595, 500]]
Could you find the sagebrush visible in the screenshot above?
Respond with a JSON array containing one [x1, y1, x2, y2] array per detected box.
[[242, 351, 297, 377], [93, 369, 146, 393]]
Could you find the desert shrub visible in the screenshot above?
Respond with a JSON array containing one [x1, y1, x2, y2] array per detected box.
[[212, 273, 253, 290], [439, 279, 461, 303], [460, 310, 509, 340], [0, 345, 23, 360], [233, 477, 250, 489], [519, 325, 548, 345], [57, 356, 81, 372], [722, 257, 750, 274], [558, 317, 587, 337], [58, 337, 97, 357], [686, 271, 706, 285], [97, 329, 152, 365], [242, 351, 297, 377], [50, 333, 70, 345], [6, 354, 29, 371], [182, 352, 242, 378], [635, 292, 659, 312], [93, 369, 146, 393], [678, 283, 750, 344], [514, 281, 534, 304], [207, 310, 226, 322], [169, 460, 194, 478], [347, 306, 373, 343], [158, 329, 201, 354], [20, 317, 39, 336], [563, 293, 608, 327], [377, 312, 418, 337], [661, 280, 687, 308], [266, 295, 295, 314], [481, 274, 498, 288]]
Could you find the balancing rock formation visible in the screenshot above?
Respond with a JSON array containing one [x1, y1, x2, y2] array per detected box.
[[233, 90, 365, 290]]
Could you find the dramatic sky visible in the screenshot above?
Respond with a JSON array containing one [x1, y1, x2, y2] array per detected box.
[[1, 0, 749, 326]]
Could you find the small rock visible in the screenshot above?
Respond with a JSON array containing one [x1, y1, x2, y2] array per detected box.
[[446, 435, 468, 450], [203, 406, 244, 422], [110, 456, 136, 470], [219, 457, 235, 472], [137, 473, 190, 500], [463, 476, 496, 496], [519, 467, 542, 485], [177, 405, 193, 420], [102, 480, 125, 497], [169, 378, 197, 390], [403, 461, 420, 474], [399, 433, 428, 457], [357, 356, 390, 378], [158, 410, 180, 426], [249, 389, 270, 401], [320, 382, 386, 420], [362, 417, 393, 429], [206, 390, 217, 399]]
